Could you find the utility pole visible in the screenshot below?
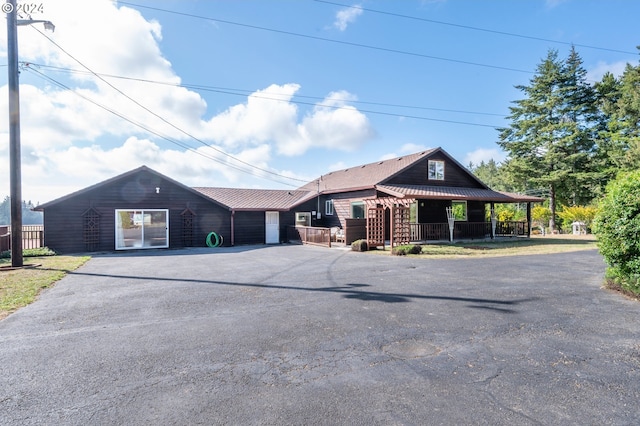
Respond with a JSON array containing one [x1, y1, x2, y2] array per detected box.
[[7, 0, 23, 267], [5, 0, 55, 267]]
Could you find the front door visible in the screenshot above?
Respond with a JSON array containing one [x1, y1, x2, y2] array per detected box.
[[265, 211, 279, 244]]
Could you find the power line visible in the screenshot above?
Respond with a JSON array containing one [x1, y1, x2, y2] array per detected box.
[[117, 1, 535, 75], [25, 65, 302, 188], [30, 25, 310, 184], [313, 0, 638, 56], [29, 63, 506, 117], [22, 62, 505, 128]]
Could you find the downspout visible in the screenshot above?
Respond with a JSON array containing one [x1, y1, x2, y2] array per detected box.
[[231, 209, 235, 246]]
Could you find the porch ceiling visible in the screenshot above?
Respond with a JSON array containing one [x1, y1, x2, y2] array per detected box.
[[376, 184, 544, 203]]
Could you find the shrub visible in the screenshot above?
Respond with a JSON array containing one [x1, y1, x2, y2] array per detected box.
[[351, 239, 368, 252], [0, 247, 56, 259], [593, 171, 640, 295], [392, 247, 407, 256], [391, 244, 422, 256]]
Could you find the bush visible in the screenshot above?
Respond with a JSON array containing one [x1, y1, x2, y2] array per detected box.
[[593, 171, 640, 295], [0, 247, 56, 259], [351, 239, 368, 252], [391, 244, 422, 256]]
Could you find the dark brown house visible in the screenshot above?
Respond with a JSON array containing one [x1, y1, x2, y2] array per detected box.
[[293, 147, 543, 245], [35, 147, 542, 253]]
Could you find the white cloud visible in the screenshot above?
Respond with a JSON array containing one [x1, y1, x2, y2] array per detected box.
[[0, 0, 376, 202], [464, 147, 505, 166], [333, 4, 363, 31], [379, 143, 432, 161], [587, 60, 629, 82], [399, 143, 430, 154]]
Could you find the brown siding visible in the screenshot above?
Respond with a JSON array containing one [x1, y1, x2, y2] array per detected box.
[[233, 211, 265, 245], [385, 152, 484, 188], [418, 199, 449, 223], [306, 189, 377, 229], [42, 170, 231, 254], [468, 201, 487, 222]]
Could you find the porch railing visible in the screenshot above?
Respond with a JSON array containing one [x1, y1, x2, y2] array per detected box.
[[495, 221, 529, 237], [0, 224, 45, 252], [410, 223, 449, 241], [287, 225, 332, 248], [410, 221, 528, 242]]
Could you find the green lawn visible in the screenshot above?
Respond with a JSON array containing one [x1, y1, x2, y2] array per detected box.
[[374, 235, 598, 258], [0, 255, 90, 319]]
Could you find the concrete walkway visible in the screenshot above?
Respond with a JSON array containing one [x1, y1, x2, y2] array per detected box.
[[0, 245, 638, 425]]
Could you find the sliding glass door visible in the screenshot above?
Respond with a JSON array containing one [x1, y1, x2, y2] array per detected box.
[[115, 209, 168, 250]]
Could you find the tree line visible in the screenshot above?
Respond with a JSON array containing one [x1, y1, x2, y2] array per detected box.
[[470, 46, 640, 232], [0, 197, 43, 226]]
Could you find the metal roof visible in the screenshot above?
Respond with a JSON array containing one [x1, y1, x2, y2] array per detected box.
[[297, 148, 439, 193], [376, 184, 545, 203], [192, 187, 312, 210]]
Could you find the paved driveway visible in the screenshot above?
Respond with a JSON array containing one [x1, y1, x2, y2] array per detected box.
[[1, 245, 638, 425]]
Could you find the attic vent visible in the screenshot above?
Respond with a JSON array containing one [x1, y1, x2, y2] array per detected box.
[[361, 165, 366, 168], [378, 161, 384, 164]]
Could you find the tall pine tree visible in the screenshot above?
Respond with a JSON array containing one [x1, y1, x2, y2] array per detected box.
[[498, 48, 597, 231]]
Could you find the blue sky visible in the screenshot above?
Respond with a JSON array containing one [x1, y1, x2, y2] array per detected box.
[[1, 0, 639, 203]]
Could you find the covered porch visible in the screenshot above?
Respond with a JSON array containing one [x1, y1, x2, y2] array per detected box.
[[362, 184, 543, 248]]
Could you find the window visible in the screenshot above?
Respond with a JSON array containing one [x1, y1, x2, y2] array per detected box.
[[451, 201, 467, 221], [115, 209, 168, 250], [351, 201, 365, 219], [428, 160, 445, 180], [325, 199, 334, 216], [295, 212, 311, 226]]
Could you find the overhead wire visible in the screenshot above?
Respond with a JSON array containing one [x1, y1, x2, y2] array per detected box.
[[313, 0, 638, 56], [117, 1, 536, 75], [21, 61, 505, 128], [24, 65, 302, 188], [25, 63, 507, 117], [30, 25, 310, 184]]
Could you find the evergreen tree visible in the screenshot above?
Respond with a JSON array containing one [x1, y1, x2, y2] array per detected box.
[[469, 159, 512, 192], [595, 52, 640, 179], [498, 48, 598, 231]]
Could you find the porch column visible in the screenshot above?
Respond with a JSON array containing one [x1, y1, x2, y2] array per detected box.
[[526, 202, 531, 238], [490, 202, 496, 239]]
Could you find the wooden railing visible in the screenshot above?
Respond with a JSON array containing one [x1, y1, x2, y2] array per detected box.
[[410, 223, 449, 241], [0, 224, 45, 252], [454, 222, 492, 239], [495, 221, 529, 237], [410, 221, 528, 241], [287, 225, 332, 248]]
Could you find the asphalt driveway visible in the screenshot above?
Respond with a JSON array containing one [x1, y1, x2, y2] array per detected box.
[[1, 245, 638, 425]]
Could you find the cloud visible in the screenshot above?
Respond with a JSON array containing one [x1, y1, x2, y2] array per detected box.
[[379, 143, 432, 161], [0, 0, 375, 202], [333, 4, 363, 31], [587, 60, 629, 82], [464, 147, 506, 166]]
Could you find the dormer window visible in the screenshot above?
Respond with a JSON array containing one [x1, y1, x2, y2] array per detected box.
[[428, 160, 445, 180]]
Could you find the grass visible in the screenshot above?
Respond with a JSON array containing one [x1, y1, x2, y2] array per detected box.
[[371, 234, 598, 258], [0, 253, 90, 320]]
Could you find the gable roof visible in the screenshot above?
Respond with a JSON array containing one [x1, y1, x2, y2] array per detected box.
[[297, 149, 434, 193], [193, 187, 311, 211], [35, 166, 230, 211], [297, 147, 488, 194]]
